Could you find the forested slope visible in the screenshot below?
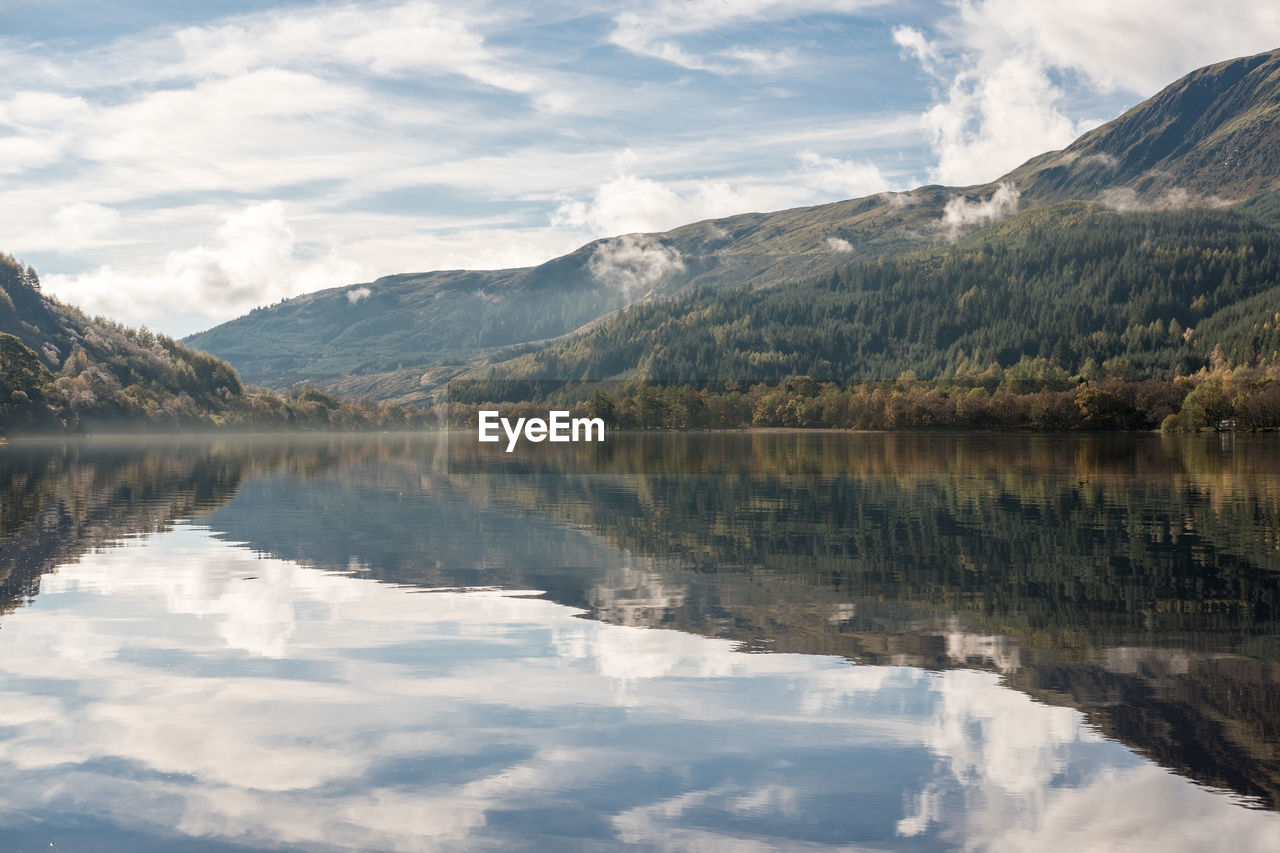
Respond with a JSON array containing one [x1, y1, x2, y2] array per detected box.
[[0, 254, 425, 434], [477, 202, 1280, 383]]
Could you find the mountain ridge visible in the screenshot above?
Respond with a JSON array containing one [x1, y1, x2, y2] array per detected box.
[[182, 48, 1280, 402], [1010, 49, 1280, 202]]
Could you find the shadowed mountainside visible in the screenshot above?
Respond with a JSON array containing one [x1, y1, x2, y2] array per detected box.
[[1008, 49, 1280, 202], [470, 201, 1280, 385]]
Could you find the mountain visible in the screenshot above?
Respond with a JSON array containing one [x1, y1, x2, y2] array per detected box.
[[184, 49, 1280, 402], [475, 200, 1280, 386], [184, 189, 953, 394], [1008, 49, 1280, 202], [0, 252, 246, 431]]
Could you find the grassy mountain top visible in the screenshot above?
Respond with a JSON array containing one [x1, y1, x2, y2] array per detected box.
[[1010, 49, 1280, 202]]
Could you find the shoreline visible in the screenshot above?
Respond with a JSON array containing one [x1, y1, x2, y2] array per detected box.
[[3, 425, 1269, 444]]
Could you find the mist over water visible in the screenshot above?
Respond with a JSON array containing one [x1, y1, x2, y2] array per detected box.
[[1, 432, 1279, 851]]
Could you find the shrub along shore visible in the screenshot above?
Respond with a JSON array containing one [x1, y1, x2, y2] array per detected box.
[[443, 361, 1280, 433]]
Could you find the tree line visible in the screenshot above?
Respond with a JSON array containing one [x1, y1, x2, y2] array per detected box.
[[443, 360, 1280, 432]]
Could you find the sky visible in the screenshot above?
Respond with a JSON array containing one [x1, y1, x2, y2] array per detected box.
[[3, 1, 1280, 336]]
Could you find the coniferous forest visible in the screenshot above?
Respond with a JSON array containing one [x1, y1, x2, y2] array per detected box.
[[488, 202, 1280, 386]]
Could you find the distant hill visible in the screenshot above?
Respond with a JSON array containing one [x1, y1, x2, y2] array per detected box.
[[184, 189, 953, 392], [183, 48, 1280, 400]]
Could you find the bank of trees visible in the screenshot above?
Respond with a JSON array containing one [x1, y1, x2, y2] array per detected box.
[[0, 326, 431, 434], [445, 360, 1280, 432], [1, 251, 437, 434]]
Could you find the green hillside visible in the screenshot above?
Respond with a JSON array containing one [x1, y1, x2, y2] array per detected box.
[[1008, 50, 1280, 201], [183, 49, 1280, 401], [474, 201, 1280, 385], [183, 189, 953, 390], [0, 254, 426, 434]]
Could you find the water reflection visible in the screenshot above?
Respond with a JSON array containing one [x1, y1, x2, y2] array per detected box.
[[1, 433, 1279, 850]]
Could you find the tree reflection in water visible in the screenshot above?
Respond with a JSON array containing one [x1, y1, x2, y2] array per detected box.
[[0, 432, 1278, 849]]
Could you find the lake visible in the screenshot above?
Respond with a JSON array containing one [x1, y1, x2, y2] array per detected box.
[[1, 431, 1279, 851]]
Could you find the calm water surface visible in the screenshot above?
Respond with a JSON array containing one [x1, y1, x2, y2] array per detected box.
[[1, 432, 1279, 851]]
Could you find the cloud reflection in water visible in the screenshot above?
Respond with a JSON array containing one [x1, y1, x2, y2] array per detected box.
[[0, 524, 1276, 852]]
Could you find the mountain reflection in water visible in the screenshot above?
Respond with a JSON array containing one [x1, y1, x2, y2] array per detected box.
[[1, 432, 1279, 851]]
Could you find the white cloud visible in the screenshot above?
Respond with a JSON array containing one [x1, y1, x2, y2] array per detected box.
[[335, 220, 592, 279], [881, 190, 920, 208], [798, 150, 891, 197], [46, 202, 124, 247], [717, 46, 799, 73], [555, 171, 692, 236], [892, 25, 939, 72], [553, 164, 787, 236], [39, 2, 550, 101], [900, 0, 1280, 185], [1098, 185, 1222, 212], [941, 181, 1020, 237], [948, 0, 1280, 96], [0, 135, 65, 174], [0, 91, 90, 124], [172, 3, 547, 97], [608, 0, 885, 73], [44, 201, 370, 332], [551, 170, 772, 236], [923, 55, 1095, 186], [554, 149, 894, 238], [588, 235, 685, 297]]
